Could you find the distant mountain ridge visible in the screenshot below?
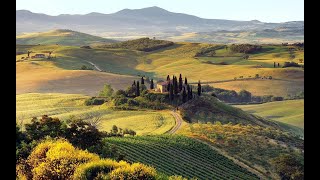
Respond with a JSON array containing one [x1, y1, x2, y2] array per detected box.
[[16, 7, 304, 43]]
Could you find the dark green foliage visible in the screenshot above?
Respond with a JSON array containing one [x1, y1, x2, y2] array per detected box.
[[127, 99, 139, 106], [141, 77, 145, 85], [230, 44, 262, 53], [100, 38, 174, 52], [179, 74, 183, 91], [283, 62, 301, 68], [25, 115, 65, 140], [114, 97, 129, 106], [197, 81, 202, 96], [272, 96, 284, 101], [115, 89, 127, 97], [150, 79, 154, 89], [271, 154, 304, 180], [239, 90, 252, 102], [80, 45, 92, 49], [195, 45, 224, 57], [274, 62, 276, 68], [132, 80, 136, 86], [85, 97, 105, 106], [65, 119, 103, 150], [136, 81, 140, 96], [167, 75, 170, 81], [243, 55, 249, 59], [81, 65, 92, 70], [169, 84, 174, 101], [182, 87, 187, 103], [173, 76, 179, 95], [184, 77, 188, 85]]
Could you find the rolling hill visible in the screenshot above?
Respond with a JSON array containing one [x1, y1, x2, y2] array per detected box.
[[16, 7, 303, 43], [16, 29, 117, 46]]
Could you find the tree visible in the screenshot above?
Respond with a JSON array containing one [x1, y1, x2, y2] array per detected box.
[[132, 80, 136, 87], [278, 63, 280, 67], [197, 81, 202, 96], [167, 75, 170, 81], [112, 125, 118, 134], [182, 87, 187, 103], [150, 79, 154, 89], [179, 74, 183, 91], [184, 77, 188, 85], [99, 84, 114, 98], [169, 84, 174, 101], [141, 77, 145, 84], [274, 62, 276, 68], [167, 81, 171, 92], [239, 90, 252, 102], [136, 81, 140, 96], [243, 55, 249, 60], [173, 76, 179, 95], [27, 51, 32, 58]]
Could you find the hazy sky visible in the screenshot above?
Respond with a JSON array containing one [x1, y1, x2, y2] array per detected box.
[[16, 0, 304, 22]]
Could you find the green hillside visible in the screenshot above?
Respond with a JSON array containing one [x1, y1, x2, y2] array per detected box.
[[104, 135, 258, 179], [180, 95, 280, 129], [16, 29, 117, 46], [97, 37, 174, 52], [235, 100, 304, 137]]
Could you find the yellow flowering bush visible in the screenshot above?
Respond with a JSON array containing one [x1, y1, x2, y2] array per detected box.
[[73, 159, 129, 180], [109, 162, 157, 180]]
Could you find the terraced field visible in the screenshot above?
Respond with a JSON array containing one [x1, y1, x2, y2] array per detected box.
[[16, 93, 175, 135], [104, 135, 259, 179]]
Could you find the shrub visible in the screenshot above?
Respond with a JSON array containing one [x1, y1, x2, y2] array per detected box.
[[80, 46, 92, 49], [73, 159, 128, 180], [17, 139, 99, 180], [99, 84, 114, 98], [115, 90, 127, 97], [272, 96, 284, 101], [127, 99, 139, 106], [109, 163, 156, 180], [283, 61, 301, 68], [113, 97, 128, 106], [85, 98, 105, 106], [230, 44, 262, 53]]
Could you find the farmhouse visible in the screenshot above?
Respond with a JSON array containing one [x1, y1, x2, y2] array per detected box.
[[156, 81, 170, 93], [34, 54, 45, 58]]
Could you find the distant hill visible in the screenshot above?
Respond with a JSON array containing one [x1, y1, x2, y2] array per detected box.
[[16, 29, 117, 46], [16, 7, 303, 43], [97, 37, 174, 52]]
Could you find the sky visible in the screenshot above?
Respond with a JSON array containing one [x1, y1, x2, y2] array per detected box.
[[16, 0, 304, 23]]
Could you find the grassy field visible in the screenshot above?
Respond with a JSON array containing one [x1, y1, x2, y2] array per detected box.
[[104, 135, 258, 179], [16, 29, 116, 46], [16, 93, 175, 135], [235, 100, 304, 129], [16, 43, 303, 96]]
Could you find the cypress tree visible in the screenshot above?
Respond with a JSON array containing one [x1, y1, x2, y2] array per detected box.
[[179, 74, 183, 91], [167, 81, 171, 92], [187, 85, 191, 100], [167, 75, 170, 81], [141, 77, 145, 84], [182, 87, 187, 103], [169, 84, 174, 101], [150, 79, 154, 89], [174, 76, 179, 95], [197, 81, 202, 96], [190, 85, 193, 99], [132, 80, 136, 87], [136, 81, 140, 96], [278, 63, 280, 67], [274, 62, 276, 68], [184, 77, 188, 85]]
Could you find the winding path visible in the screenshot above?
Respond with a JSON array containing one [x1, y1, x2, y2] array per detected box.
[[167, 111, 183, 134], [85, 60, 102, 72]]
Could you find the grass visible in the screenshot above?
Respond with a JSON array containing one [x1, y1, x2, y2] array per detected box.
[[104, 135, 258, 179], [16, 43, 303, 97], [16, 29, 116, 46], [16, 93, 175, 135], [235, 100, 304, 129]]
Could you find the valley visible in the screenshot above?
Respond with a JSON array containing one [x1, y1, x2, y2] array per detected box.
[[16, 29, 304, 179]]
